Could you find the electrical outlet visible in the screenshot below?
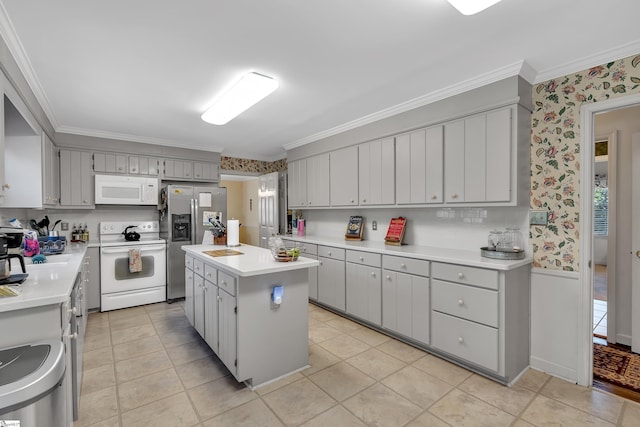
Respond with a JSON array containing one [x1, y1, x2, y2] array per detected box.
[[529, 210, 548, 226], [61, 222, 69, 231], [372, 220, 377, 230]]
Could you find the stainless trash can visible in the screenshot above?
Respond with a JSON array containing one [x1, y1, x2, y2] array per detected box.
[[0, 339, 66, 427]]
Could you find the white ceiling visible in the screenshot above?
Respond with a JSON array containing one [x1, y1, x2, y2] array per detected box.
[[0, 0, 639, 161]]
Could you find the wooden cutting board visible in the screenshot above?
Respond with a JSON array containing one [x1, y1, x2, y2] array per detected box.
[[203, 249, 244, 257]]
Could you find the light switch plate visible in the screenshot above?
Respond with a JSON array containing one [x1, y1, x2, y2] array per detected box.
[[61, 222, 69, 231], [372, 220, 377, 231], [530, 210, 548, 226]]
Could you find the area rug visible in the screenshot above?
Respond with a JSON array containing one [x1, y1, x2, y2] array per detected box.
[[593, 344, 640, 392]]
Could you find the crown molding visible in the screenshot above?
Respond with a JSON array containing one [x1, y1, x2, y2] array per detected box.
[[0, 2, 59, 128], [283, 60, 534, 151], [56, 125, 224, 154], [534, 39, 640, 84]]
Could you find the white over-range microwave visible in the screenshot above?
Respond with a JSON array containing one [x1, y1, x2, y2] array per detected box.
[[95, 174, 159, 205]]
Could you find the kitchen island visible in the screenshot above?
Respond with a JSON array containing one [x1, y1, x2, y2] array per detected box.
[[182, 244, 319, 388]]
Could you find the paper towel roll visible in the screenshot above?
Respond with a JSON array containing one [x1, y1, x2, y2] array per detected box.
[[227, 219, 240, 247]]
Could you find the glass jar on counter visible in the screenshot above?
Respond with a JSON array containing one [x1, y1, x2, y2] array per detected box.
[[488, 230, 502, 251], [498, 226, 524, 252]]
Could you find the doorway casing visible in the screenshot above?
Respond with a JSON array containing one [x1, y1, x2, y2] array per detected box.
[[578, 92, 640, 386]]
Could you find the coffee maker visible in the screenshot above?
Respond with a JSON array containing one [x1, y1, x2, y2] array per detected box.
[[0, 227, 27, 284]]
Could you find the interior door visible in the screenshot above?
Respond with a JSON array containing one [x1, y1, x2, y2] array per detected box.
[[258, 172, 279, 248], [631, 132, 640, 353]]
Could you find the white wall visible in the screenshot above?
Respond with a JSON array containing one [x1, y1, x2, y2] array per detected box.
[[302, 206, 530, 252], [594, 105, 640, 342]]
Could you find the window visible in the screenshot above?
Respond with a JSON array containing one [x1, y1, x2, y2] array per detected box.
[[594, 175, 608, 236]]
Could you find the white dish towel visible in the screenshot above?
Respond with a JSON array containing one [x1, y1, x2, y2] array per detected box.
[[129, 248, 142, 273]]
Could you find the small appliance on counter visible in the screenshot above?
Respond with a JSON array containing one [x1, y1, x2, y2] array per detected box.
[[0, 226, 27, 285]]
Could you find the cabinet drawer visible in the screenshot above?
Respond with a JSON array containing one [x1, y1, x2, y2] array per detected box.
[[204, 264, 217, 284], [432, 311, 498, 372], [432, 280, 498, 327], [218, 271, 237, 296], [193, 259, 204, 277], [382, 255, 429, 277], [185, 255, 194, 270], [283, 240, 318, 256], [431, 262, 498, 290], [346, 250, 381, 267], [318, 245, 345, 261]]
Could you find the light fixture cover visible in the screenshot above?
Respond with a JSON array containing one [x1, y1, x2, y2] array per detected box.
[[201, 72, 279, 125], [447, 0, 502, 15]]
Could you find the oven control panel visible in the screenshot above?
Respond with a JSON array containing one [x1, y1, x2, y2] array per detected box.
[[100, 221, 159, 236]]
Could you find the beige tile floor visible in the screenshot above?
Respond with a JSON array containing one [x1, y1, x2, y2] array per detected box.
[[74, 301, 640, 427]]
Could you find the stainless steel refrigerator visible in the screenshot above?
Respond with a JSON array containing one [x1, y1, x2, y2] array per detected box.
[[160, 184, 227, 301]]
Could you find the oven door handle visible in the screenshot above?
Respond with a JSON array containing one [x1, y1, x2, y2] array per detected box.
[[100, 244, 166, 254]]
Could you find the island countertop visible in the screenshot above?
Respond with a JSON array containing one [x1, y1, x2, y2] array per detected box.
[[182, 244, 320, 277]]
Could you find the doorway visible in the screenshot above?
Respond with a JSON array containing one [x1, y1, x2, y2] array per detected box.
[[580, 95, 640, 395]]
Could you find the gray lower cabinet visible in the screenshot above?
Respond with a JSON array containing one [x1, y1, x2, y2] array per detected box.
[[382, 255, 430, 345], [203, 279, 218, 350], [193, 273, 205, 337], [346, 250, 382, 326], [317, 246, 346, 311], [85, 247, 101, 311], [184, 257, 195, 325], [429, 262, 530, 381]]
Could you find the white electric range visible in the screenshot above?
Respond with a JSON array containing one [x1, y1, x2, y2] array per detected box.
[[99, 221, 167, 311]]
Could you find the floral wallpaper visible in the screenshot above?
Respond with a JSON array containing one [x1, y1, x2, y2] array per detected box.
[[530, 54, 640, 271], [220, 156, 286, 174]]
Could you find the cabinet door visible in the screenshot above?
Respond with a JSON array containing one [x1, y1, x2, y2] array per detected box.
[[309, 256, 318, 300], [346, 263, 382, 326], [194, 274, 205, 337], [464, 114, 486, 202], [60, 149, 94, 207], [330, 146, 358, 206], [382, 270, 429, 344], [425, 126, 443, 204], [42, 134, 59, 206], [444, 120, 465, 203], [184, 267, 195, 326], [129, 156, 140, 174], [308, 153, 330, 207], [218, 289, 237, 374], [93, 153, 106, 172], [485, 108, 511, 202], [287, 159, 306, 208], [115, 155, 127, 173], [164, 159, 177, 178], [85, 247, 101, 311], [148, 158, 160, 176], [183, 161, 193, 179], [359, 137, 395, 205], [318, 256, 345, 311], [80, 152, 93, 206], [396, 130, 427, 204], [204, 280, 219, 352]]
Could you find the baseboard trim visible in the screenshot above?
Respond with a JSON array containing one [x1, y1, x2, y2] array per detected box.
[[530, 356, 578, 383]]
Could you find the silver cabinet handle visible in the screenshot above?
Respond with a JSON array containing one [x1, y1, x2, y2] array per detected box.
[[458, 336, 464, 344], [458, 299, 464, 306]]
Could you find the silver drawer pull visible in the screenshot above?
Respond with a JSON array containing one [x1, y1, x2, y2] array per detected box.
[[221, 280, 227, 286], [386, 275, 391, 280], [400, 263, 406, 268], [371, 272, 376, 277], [359, 256, 364, 261], [458, 337, 464, 344], [458, 299, 464, 306], [328, 251, 332, 256], [431, 194, 437, 200], [458, 272, 464, 279]]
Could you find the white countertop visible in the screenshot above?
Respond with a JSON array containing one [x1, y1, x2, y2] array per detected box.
[[182, 244, 320, 277], [0, 244, 87, 312], [281, 235, 532, 271]]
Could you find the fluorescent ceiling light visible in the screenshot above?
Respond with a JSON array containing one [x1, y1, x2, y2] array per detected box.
[[447, 0, 502, 15], [201, 72, 279, 125]]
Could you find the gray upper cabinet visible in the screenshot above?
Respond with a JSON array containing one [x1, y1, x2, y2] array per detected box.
[[194, 161, 219, 181], [358, 137, 395, 205], [60, 149, 94, 208], [444, 107, 512, 204], [396, 125, 443, 205], [330, 146, 358, 206], [93, 152, 127, 174], [288, 153, 330, 208], [43, 133, 60, 206], [128, 156, 160, 176], [164, 159, 217, 181]]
